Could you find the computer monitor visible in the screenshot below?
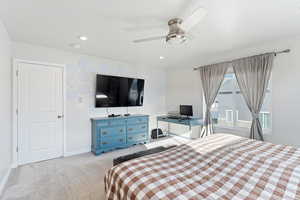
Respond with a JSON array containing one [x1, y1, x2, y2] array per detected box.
[[180, 105, 193, 117]]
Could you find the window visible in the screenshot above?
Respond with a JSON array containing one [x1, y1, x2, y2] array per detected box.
[[210, 70, 272, 132]]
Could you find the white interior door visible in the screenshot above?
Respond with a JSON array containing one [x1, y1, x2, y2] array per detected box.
[[18, 62, 64, 165]]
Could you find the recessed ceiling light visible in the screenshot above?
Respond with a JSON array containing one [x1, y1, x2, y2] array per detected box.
[[79, 36, 88, 41], [70, 43, 81, 49], [159, 56, 165, 60]]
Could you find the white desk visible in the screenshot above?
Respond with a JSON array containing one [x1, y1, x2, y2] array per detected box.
[[156, 116, 204, 139]]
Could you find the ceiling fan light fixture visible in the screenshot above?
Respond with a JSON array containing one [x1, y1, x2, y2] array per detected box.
[[166, 33, 186, 44]]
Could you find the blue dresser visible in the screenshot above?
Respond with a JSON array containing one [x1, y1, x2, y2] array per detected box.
[[91, 115, 149, 155]]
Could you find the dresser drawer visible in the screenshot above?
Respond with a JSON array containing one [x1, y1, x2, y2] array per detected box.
[[127, 133, 148, 142], [127, 117, 148, 125], [127, 123, 147, 134], [100, 126, 125, 138], [96, 119, 125, 127], [101, 136, 126, 148]]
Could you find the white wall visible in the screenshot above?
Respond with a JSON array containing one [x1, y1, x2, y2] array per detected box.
[[0, 20, 12, 192], [12, 42, 167, 155], [166, 36, 300, 147], [166, 68, 203, 117]]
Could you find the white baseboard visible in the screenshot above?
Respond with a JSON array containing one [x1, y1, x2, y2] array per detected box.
[[64, 146, 91, 157], [0, 166, 12, 197], [11, 161, 18, 169]]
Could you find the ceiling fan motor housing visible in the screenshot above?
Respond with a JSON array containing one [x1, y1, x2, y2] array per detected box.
[[166, 18, 186, 44]]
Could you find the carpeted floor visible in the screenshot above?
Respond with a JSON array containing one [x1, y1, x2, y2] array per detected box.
[[1, 136, 189, 200]]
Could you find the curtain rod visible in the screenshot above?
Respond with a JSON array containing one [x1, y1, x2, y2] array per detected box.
[[193, 49, 291, 71]]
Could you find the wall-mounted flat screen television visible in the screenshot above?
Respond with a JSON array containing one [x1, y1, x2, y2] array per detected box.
[[95, 74, 145, 107]]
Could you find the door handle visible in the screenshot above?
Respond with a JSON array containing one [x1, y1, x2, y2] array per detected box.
[[57, 115, 64, 119]]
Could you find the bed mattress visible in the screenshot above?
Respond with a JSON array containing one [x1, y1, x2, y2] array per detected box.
[[105, 134, 300, 200]]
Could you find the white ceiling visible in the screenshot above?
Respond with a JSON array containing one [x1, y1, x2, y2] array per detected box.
[[1, 0, 300, 68]]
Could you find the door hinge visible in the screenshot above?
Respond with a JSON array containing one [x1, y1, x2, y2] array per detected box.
[[16, 147, 19, 152], [16, 70, 19, 76], [16, 109, 18, 115]]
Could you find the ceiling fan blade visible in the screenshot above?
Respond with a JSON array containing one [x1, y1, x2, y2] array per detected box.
[[181, 7, 207, 32], [133, 36, 166, 43], [123, 23, 166, 32]]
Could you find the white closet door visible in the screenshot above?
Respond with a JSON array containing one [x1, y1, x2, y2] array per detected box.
[[18, 62, 64, 165]]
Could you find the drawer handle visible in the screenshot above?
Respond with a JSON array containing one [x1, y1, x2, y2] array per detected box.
[[120, 129, 123, 132], [139, 119, 142, 122], [119, 139, 124, 142], [141, 126, 146, 129], [102, 131, 107, 135], [128, 128, 133, 131], [102, 142, 108, 145], [129, 137, 133, 140]]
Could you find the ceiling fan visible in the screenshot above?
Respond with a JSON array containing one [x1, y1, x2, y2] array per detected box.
[[133, 7, 207, 44]]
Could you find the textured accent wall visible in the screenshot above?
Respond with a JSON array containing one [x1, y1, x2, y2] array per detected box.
[[12, 42, 167, 155]]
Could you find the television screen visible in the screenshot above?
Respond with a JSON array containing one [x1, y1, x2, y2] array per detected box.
[[95, 75, 144, 107]]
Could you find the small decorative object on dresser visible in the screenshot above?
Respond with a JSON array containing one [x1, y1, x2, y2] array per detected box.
[[91, 115, 149, 155]]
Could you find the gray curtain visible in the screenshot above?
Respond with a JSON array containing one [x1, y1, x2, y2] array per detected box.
[[200, 63, 229, 137], [232, 53, 274, 141]]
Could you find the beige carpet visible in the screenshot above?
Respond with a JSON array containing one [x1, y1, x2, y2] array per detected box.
[[1, 136, 189, 200]]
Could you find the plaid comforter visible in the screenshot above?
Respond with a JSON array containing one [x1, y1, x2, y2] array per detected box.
[[105, 134, 300, 200]]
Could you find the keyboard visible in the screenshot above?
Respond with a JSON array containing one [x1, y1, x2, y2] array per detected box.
[[167, 116, 190, 120], [167, 116, 181, 119]]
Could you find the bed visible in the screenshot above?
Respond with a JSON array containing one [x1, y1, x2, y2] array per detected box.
[[105, 134, 300, 200]]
